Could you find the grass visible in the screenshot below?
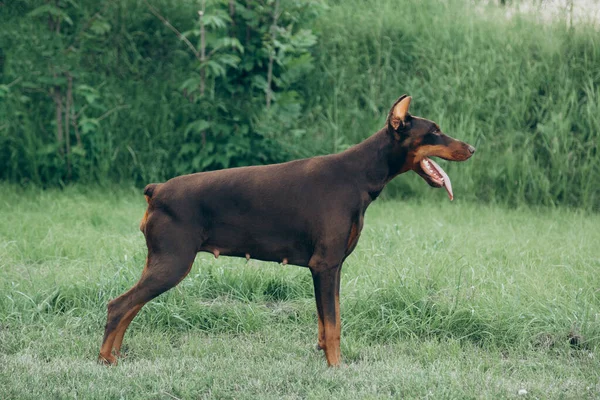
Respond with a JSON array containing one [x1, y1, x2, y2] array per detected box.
[[305, 0, 600, 210], [1, 184, 599, 398]]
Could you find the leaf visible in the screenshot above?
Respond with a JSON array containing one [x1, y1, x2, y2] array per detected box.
[[179, 77, 201, 93], [202, 157, 215, 169], [290, 29, 317, 49], [37, 143, 60, 156], [181, 29, 200, 38], [184, 120, 211, 138], [215, 37, 244, 54], [280, 53, 314, 86], [177, 143, 198, 156], [214, 53, 240, 68], [76, 85, 101, 106], [0, 85, 9, 98], [38, 76, 68, 86], [195, 154, 213, 170], [90, 19, 112, 35], [79, 118, 99, 134], [71, 146, 86, 157], [251, 75, 268, 91], [204, 60, 226, 77], [28, 4, 73, 26], [64, 0, 80, 9], [21, 82, 41, 90], [85, 93, 100, 105], [203, 13, 231, 30]]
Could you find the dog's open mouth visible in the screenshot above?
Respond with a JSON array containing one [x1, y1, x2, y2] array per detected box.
[[417, 157, 454, 201]]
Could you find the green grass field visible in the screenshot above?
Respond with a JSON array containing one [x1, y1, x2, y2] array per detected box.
[[1, 185, 599, 399]]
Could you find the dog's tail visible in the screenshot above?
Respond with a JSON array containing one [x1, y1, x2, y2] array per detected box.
[[140, 183, 160, 233]]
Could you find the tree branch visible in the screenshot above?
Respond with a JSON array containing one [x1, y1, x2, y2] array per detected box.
[[6, 77, 22, 88], [266, 0, 280, 109], [144, 0, 201, 61], [199, 2, 206, 97], [97, 104, 130, 122]]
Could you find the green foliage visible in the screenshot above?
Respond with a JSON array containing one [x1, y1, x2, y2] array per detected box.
[[1, 0, 599, 210], [0, 0, 321, 185]]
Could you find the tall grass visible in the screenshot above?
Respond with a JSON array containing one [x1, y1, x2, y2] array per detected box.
[[303, 0, 600, 210]]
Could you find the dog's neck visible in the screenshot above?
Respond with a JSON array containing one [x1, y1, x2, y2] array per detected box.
[[338, 127, 411, 199]]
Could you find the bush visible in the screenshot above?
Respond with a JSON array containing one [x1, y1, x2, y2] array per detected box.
[[0, 0, 321, 185]]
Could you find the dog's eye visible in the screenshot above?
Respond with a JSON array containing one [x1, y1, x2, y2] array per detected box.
[[422, 132, 439, 145]]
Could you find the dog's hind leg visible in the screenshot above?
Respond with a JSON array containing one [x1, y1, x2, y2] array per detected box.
[[98, 251, 194, 365], [99, 214, 197, 365], [111, 303, 143, 357]]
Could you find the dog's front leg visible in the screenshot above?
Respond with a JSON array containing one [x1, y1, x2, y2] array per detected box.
[[310, 265, 342, 366]]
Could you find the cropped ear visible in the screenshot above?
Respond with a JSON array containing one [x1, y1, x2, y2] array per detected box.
[[388, 95, 412, 131]]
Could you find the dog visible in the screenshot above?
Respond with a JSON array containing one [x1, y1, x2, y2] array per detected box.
[[99, 95, 475, 366]]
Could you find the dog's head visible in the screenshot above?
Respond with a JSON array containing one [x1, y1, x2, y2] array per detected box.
[[387, 95, 475, 200]]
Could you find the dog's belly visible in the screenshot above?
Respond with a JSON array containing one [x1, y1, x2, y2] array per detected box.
[[199, 217, 314, 266]]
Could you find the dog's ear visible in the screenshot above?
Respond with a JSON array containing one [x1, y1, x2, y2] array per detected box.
[[388, 95, 412, 132]]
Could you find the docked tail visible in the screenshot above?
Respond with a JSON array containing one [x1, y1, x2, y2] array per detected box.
[[140, 183, 160, 233], [144, 183, 160, 199]]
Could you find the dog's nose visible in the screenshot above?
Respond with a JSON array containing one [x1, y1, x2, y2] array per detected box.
[[467, 145, 476, 154]]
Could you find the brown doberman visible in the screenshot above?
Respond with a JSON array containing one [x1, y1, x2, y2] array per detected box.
[[99, 95, 475, 367]]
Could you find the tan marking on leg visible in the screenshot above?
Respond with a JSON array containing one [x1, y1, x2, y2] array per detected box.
[[139, 195, 152, 233], [99, 257, 194, 367], [313, 266, 342, 367], [346, 222, 360, 253], [111, 258, 151, 357], [213, 249, 220, 259], [246, 253, 250, 261], [112, 303, 144, 356], [282, 258, 288, 265], [323, 316, 341, 366], [99, 332, 118, 365]]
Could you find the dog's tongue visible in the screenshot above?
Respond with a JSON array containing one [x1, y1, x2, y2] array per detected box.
[[429, 158, 454, 201]]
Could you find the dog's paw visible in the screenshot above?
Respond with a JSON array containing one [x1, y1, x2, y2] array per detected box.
[[98, 353, 118, 366]]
